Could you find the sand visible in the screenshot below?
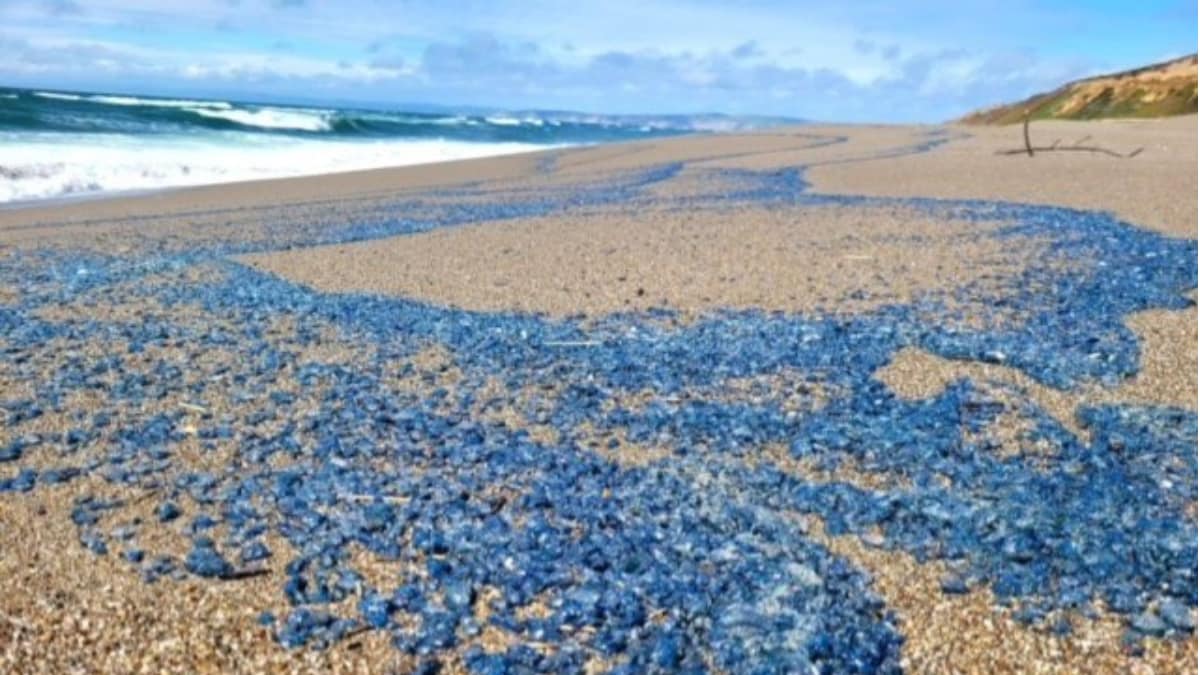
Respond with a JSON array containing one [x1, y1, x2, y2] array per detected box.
[[0, 117, 1196, 673], [240, 203, 1039, 319], [810, 116, 1198, 239]]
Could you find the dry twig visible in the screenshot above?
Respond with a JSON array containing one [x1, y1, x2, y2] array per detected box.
[[995, 113, 1143, 158]]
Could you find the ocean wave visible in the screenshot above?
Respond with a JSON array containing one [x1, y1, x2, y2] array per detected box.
[[0, 85, 802, 204], [33, 91, 85, 102], [485, 115, 546, 127], [187, 106, 333, 132], [32, 90, 234, 111], [353, 112, 475, 126], [484, 115, 522, 126], [90, 95, 233, 110], [7, 87, 789, 141], [0, 134, 552, 203]]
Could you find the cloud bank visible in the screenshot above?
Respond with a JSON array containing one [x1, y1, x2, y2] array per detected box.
[[1, 0, 1193, 121]]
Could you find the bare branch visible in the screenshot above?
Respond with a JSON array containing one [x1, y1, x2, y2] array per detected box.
[[1022, 113, 1034, 157], [997, 115, 1141, 159], [995, 145, 1144, 158]]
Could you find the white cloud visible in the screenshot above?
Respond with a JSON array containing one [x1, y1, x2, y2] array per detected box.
[[0, 0, 1181, 120]]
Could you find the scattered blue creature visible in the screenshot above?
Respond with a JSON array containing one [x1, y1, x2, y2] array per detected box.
[[0, 132, 1194, 671]]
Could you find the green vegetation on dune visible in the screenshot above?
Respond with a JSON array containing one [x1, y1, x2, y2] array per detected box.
[[962, 54, 1197, 124]]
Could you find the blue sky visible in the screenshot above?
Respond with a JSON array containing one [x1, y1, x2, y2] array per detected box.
[[0, 0, 1194, 121]]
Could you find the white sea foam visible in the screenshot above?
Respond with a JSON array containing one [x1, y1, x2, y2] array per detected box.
[[485, 115, 523, 126], [187, 106, 333, 132], [0, 132, 554, 203], [33, 91, 84, 101], [90, 95, 233, 110], [348, 112, 471, 126], [485, 115, 550, 127], [34, 91, 234, 110]]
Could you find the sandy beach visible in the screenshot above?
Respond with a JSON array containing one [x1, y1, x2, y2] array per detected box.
[[0, 118, 1196, 673]]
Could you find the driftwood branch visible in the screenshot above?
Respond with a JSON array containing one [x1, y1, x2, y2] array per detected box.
[[1022, 114, 1034, 157], [996, 112, 1143, 158], [996, 145, 1144, 158]]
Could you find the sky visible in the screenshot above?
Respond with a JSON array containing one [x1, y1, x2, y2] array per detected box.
[[0, 0, 1194, 122]]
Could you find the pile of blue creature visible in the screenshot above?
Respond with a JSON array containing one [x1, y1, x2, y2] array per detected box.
[[0, 134, 1195, 673]]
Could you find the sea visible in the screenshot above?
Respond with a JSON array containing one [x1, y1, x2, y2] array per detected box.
[[0, 86, 793, 204]]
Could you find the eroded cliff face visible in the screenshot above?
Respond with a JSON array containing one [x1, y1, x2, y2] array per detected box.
[[962, 54, 1197, 124]]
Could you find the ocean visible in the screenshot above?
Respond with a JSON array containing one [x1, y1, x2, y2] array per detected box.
[[0, 86, 791, 204]]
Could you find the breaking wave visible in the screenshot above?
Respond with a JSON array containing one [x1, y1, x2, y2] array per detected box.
[[0, 86, 798, 203], [0, 134, 553, 203]]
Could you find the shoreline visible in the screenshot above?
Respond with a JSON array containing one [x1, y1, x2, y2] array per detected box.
[[0, 141, 570, 217], [0, 185, 181, 213], [4, 116, 1194, 239]]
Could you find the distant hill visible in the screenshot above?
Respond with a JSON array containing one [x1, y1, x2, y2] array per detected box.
[[961, 54, 1197, 124]]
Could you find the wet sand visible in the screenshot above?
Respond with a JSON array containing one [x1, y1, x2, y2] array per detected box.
[[0, 118, 1196, 673]]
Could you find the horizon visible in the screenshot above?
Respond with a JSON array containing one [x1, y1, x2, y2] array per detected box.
[[6, 49, 1196, 123], [0, 82, 809, 122], [1, 1, 1196, 123]]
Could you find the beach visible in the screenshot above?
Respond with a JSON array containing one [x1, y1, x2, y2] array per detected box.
[[0, 118, 1196, 673]]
